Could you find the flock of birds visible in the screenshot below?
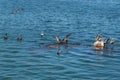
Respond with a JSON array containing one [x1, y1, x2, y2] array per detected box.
[[1, 5, 115, 55], [51, 33, 115, 55], [2, 32, 115, 55], [94, 33, 115, 49], [6, 7, 115, 54]]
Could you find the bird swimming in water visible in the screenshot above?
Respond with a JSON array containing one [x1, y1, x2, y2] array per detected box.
[[3, 33, 8, 40], [95, 33, 102, 41], [44, 33, 72, 49], [53, 33, 72, 44], [45, 33, 81, 49], [17, 35, 23, 41], [104, 37, 110, 44], [104, 38, 115, 49], [94, 33, 115, 49], [94, 33, 104, 49], [103, 37, 110, 48], [40, 31, 44, 37], [110, 38, 115, 44], [57, 48, 61, 55]]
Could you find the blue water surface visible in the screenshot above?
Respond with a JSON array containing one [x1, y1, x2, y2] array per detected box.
[[0, 0, 120, 80]]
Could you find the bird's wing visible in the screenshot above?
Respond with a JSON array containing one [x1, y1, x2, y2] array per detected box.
[[104, 38, 110, 44], [95, 33, 102, 41], [110, 39, 115, 44], [63, 33, 72, 41], [53, 36, 60, 42]]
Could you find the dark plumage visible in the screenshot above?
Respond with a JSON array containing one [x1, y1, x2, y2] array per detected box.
[[53, 33, 72, 44], [17, 35, 23, 41], [4, 33, 8, 40], [57, 48, 61, 55], [110, 39, 115, 44], [104, 38, 110, 44], [95, 33, 102, 41]]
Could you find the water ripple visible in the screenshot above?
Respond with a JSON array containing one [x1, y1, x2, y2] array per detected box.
[[0, 0, 120, 80]]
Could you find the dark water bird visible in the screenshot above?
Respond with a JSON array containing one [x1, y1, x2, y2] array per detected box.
[[104, 38, 115, 49], [40, 31, 44, 37], [103, 37, 110, 49], [57, 48, 61, 55], [110, 38, 115, 44], [17, 35, 23, 41], [53, 33, 72, 44], [3, 33, 8, 40], [95, 33, 102, 41], [104, 37, 110, 44], [45, 33, 81, 49]]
